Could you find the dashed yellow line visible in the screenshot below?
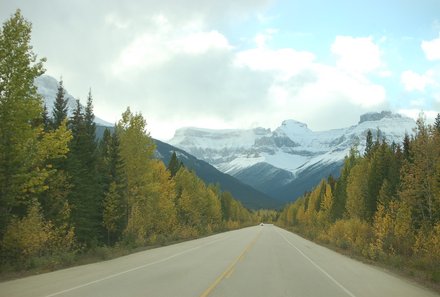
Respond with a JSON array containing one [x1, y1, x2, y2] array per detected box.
[[199, 230, 261, 297]]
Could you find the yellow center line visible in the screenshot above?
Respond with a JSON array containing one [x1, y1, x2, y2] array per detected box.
[[199, 230, 261, 297]]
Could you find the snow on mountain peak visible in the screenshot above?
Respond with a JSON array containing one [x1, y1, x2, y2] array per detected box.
[[170, 112, 416, 176], [359, 111, 404, 124], [281, 119, 310, 131]]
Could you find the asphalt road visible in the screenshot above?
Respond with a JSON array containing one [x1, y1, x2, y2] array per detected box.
[[1, 225, 438, 297]]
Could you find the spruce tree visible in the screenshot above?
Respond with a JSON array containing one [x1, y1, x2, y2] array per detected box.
[[42, 103, 51, 131], [364, 129, 373, 157], [67, 96, 102, 245], [52, 78, 68, 129], [98, 128, 127, 244], [434, 113, 440, 133], [403, 133, 412, 162], [84, 89, 96, 143], [167, 151, 181, 177]]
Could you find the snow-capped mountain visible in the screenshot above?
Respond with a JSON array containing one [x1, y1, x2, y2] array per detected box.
[[169, 112, 417, 202], [35, 75, 112, 127]]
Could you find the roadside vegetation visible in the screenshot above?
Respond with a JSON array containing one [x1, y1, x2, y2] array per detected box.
[[0, 10, 259, 277], [278, 117, 440, 287]]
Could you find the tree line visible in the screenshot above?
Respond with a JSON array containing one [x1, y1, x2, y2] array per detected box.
[[278, 116, 440, 281], [0, 10, 255, 270]]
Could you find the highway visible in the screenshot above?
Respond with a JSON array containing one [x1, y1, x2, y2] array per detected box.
[[1, 225, 438, 297]]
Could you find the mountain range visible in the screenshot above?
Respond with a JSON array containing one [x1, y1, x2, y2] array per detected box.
[[35, 75, 279, 209], [169, 112, 417, 202], [35, 74, 417, 208]]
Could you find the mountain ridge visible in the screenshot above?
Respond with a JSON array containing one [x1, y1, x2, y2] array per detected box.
[[169, 112, 417, 202]]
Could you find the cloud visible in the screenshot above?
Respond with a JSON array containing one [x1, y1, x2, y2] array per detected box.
[[0, 2, 395, 139], [111, 15, 232, 77], [401, 70, 435, 92], [232, 33, 387, 131], [421, 35, 440, 61], [234, 47, 316, 79], [331, 36, 383, 74], [398, 109, 438, 123]]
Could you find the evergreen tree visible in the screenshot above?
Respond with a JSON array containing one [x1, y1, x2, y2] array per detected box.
[[434, 113, 440, 133], [403, 133, 412, 162], [42, 103, 51, 131], [84, 89, 96, 143], [331, 147, 358, 220], [52, 78, 68, 129], [167, 151, 182, 177], [67, 96, 102, 245], [364, 129, 373, 157], [98, 128, 127, 244], [400, 116, 439, 228]]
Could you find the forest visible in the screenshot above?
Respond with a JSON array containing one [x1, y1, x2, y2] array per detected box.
[[0, 10, 256, 272], [278, 117, 440, 283]]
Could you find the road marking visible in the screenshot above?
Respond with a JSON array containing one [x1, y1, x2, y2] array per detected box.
[[276, 228, 357, 297], [44, 236, 228, 297], [199, 230, 261, 297]]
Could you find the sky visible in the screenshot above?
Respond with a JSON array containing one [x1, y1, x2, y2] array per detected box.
[[1, 0, 440, 140]]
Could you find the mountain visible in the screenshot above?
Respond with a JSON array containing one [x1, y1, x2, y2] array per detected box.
[[169, 111, 417, 202], [154, 139, 282, 209]]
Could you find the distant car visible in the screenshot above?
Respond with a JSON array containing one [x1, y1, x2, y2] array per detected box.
[[260, 223, 264, 226]]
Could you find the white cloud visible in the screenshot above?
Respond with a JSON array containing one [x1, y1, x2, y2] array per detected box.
[[421, 35, 440, 61], [285, 64, 386, 112], [398, 109, 438, 123], [111, 15, 232, 77], [173, 31, 232, 55], [401, 70, 435, 92], [104, 13, 131, 29], [234, 47, 315, 79], [253, 28, 277, 48], [230, 32, 388, 132], [331, 36, 382, 74]]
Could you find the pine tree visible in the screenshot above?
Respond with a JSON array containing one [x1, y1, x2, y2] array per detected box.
[[400, 116, 439, 229], [42, 104, 51, 131], [403, 133, 412, 162], [364, 129, 373, 157], [331, 147, 358, 220], [52, 78, 68, 129], [84, 89, 96, 143], [167, 151, 181, 177], [98, 128, 127, 244], [434, 113, 440, 134], [67, 96, 102, 245]]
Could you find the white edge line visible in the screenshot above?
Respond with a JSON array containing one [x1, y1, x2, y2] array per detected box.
[[44, 236, 228, 297], [276, 228, 357, 297]]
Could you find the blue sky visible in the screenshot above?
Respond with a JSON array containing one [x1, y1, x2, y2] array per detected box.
[[1, 0, 439, 140]]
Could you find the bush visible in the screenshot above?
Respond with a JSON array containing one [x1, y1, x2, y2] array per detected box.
[[327, 218, 372, 256], [1, 202, 78, 269]]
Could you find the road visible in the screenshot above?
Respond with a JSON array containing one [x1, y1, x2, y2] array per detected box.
[[1, 225, 438, 297]]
